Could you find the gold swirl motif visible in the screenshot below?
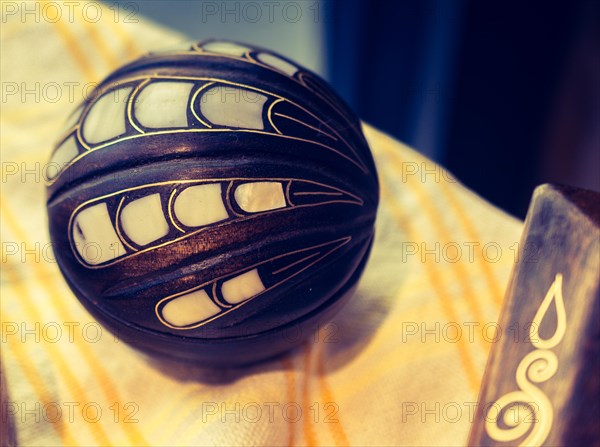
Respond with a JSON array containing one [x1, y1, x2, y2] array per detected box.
[[485, 273, 566, 446]]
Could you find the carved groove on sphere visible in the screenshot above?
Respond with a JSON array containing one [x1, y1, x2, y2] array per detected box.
[[68, 178, 363, 268], [155, 236, 351, 330], [46, 39, 379, 364], [46, 39, 373, 186]]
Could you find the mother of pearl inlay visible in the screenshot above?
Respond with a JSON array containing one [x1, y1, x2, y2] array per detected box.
[[221, 269, 265, 304], [82, 87, 133, 144], [60, 105, 83, 135], [47, 136, 79, 180], [234, 182, 286, 213], [173, 183, 229, 227], [256, 53, 299, 77], [153, 40, 194, 54], [134, 81, 195, 129], [120, 193, 169, 246], [72, 203, 125, 265], [161, 289, 221, 327], [47, 37, 378, 367], [202, 41, 252, 57], [199, 86, 268, 130]]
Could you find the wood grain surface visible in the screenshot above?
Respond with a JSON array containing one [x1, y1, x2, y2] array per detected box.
[[468, 184, 600, 446]]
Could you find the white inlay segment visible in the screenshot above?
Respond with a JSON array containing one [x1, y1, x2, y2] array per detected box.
[[61, 105, 82, 135], [234, 182, 287, 213], [199, 86, 268, 130], [222, 269, 265, 304], [174, 184, 228, 227], [47, 136, 79, 179], [154, 41, 194, 53], [120, 193, 169, 246], [202, 41, 252, 57], [134, 82, 194, 129], [161, 290, 221, 326], [257, 53, 299, 76], [82, 87, 133, 144], [72, 203, 125, 265]]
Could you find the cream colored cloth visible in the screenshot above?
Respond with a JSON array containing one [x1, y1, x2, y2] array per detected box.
[[1, 4, 522, 446]]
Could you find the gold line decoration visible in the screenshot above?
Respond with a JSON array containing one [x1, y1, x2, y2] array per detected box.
[[285, 180, 294, 207], [267, 98, 285, 134], [56, 127, 77, 147], [53, 125, 80, 150], [155, 237, 351, 330], [190, 82, 215, 128], [47, 74, 369, 185], [73, 81, 146, 153], [126, 78, 150, 134], [485, 273, 566, 446], [48, 125, 365, 186], [274, 112, 337, 141], [114, 196, 138, 252], [293, 191, 343, 197], [212, 282, 232, 308], [167, 189, 186, 233], [530, 274, 567, 350], [190, 42, 203, 53], [66, 177, 362, 269], [297, 71, 370, 147], [190, 46, 352, 129], [225, 181, 245, 218], [45, 140, 80, 185], [271, 252, 321, 275], [298, 72, 352, 121], [184, 44, 303, 86], [298, 71, 367, 142]]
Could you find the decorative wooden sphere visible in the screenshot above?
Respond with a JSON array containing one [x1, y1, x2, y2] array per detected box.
[[46, 40, 379, 366]]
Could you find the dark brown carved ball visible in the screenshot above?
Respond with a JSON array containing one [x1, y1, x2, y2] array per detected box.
[[46, 39, 379, 366]]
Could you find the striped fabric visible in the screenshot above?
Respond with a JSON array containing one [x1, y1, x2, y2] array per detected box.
[[1, 3, 523, 446]]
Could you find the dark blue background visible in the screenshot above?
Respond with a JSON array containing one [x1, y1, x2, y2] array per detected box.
[[108, 0, 600, 217]]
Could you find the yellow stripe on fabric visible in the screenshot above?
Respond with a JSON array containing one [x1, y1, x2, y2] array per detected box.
[[301, 344, 317, 447], [80, 15, 120, 70], [8, 18, 144, 444], [166, 347, 343, 447], [174, 386, 272, 446], [168, 391, 216, 446], [106, 18, 143, 60], [2, 315, 75, 445], [2, 343, 76, 445], [331, 283, 477, 396], [381, 146, 489, 348], [66, 14, 183, 445], [147, 386, 201, 443], [281, 356, 297, 447], [335, 316, 465, 403], [45, 3, 96, 82], [437, 181, 505, 307], [0, 17, 25, 39], [161, 358, 299, 446], [316, 335, 350, 447], [170, 361, 302, 446], [1, 198, 148, 446], [0, 266, 112, 445], [377, 171, 481, 392]]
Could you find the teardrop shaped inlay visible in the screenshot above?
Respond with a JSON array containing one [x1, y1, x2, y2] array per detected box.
[[530, 273, 567, 350]]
